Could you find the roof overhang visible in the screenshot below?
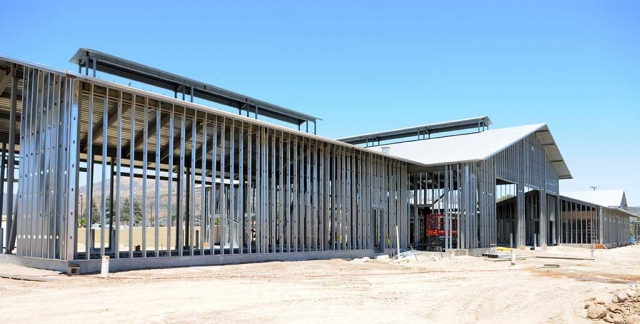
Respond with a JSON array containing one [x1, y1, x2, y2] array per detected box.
[[559, 195, 600, 208], [336, 116, 492, 145], [359, 122, 572, 179], [534, 125, 572, 180], [70, 48, 320, 126], [559, 195, 639, 219], [1, 54, 428, 173], [614, 208, 640, 219]]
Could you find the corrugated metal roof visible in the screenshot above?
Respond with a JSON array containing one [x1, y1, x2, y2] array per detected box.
[[366, 123, 572, 179], [562, 190, 627, 209]]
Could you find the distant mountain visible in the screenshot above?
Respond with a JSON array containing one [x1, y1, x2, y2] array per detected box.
[[2, 177, 206, 219], [629, 206, 640, 216], [78, 177, 203, 220]]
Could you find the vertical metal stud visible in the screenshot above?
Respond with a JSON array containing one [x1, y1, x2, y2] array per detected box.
[[190, 111, 197, 256], [128, 94, 136, 258], [278, 133, 284, 252], [319, 142, 325, 251], [263, 126, 268, 253], [178, 107, 186, 256], [200, 114, 208, 255], [270, 132, 276, 253], [238, 123, 244, 255], [305, 139, 311, 251], [228, 120, 238, 254], [286, 134, 292, 252], [100, 87, 109, 257], [211, 118, 218, 255], [141, 96, 149, 257], [219, 118, 226, 255], [167, 104, 174, 257], [339, 150, 348, 250], [245, 124, 251, 254], [292, 136, 298, 252], [331, 146, 336, 250], [115, 90, 123, 259], [255, 126, 263, 253], [313, 141, 319, 251], [154, 101, 161, 257]]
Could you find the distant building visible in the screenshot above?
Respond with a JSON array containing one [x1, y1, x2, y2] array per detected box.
[[560, 190, 637, 247]]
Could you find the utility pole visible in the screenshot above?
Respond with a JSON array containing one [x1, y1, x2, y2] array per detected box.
[[590, 186, 597, 191]]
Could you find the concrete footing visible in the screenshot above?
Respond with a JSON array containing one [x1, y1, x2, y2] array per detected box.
[[412, 248, 491, 257], [1, 250, 376, 274], [559, 243, 632, 249], [0, 254, 70, 272]]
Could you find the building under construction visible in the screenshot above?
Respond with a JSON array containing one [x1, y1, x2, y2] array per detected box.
[[341, 121, 571, 250], [0, 49, 635, 272], [559, 190, 634, 248]]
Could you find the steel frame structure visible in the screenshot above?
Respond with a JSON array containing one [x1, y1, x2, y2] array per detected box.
[[558, 196, 634, 248], [337, 116, 493, 147], [632, 220, 640, 244], [0, 56, 415, 271], [408, 131, 561, 249], [69, 48, 320, 133]]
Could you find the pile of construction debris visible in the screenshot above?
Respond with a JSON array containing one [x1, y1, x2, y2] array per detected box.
[[585, 285, 640, 323], [350, 251, 443, 264]]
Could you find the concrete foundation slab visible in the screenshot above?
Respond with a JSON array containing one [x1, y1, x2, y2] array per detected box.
[[1, 250, 375, 274]]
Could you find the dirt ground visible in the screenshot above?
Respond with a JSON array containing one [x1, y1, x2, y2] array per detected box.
[[1, 245, 639, 324]]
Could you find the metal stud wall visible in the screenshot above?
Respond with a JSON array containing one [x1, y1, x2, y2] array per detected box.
[[559, 197, 632, 247], [13, 67, 79, 259], [1, 59, 412, 263], [409, 132, 561, 250]]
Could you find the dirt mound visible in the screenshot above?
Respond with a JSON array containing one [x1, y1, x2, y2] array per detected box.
[[585, 286, 640, 323]]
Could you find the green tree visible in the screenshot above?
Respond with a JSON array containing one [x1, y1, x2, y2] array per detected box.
[[120, 197, 131, 223], [90, 199, 100, 225], [104, 197, 112, 222], [133, 200, 143, 226], [116, 198, 143, 226]]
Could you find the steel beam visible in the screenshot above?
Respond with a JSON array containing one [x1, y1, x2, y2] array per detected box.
[[124, 112, 171, 158], [5, 66, 18, 253], [80, 100, 131, 152], [128, 94, 136, 258], [166, 105, 174, 257]]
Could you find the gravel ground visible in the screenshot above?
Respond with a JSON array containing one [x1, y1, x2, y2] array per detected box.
[[1, 245, 639, 323]]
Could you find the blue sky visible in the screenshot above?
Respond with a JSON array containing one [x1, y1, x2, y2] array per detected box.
[[2, 1, 639, 204]]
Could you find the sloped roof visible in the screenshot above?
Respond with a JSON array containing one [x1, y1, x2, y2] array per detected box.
[[366, 123, 572, 179], [0, 54, 428, 170], [562, 190, 627, 209]]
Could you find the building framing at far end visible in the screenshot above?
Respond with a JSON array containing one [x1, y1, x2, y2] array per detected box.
[[559, 190, 637, 248]]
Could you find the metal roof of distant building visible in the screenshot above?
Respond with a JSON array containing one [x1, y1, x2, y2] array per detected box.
[[336, 116, 492, 145], [562, 190, 627, 209], [365, 123, 572, 179]]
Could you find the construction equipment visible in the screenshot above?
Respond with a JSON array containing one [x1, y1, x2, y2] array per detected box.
[[424, 213, 458, 251]]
